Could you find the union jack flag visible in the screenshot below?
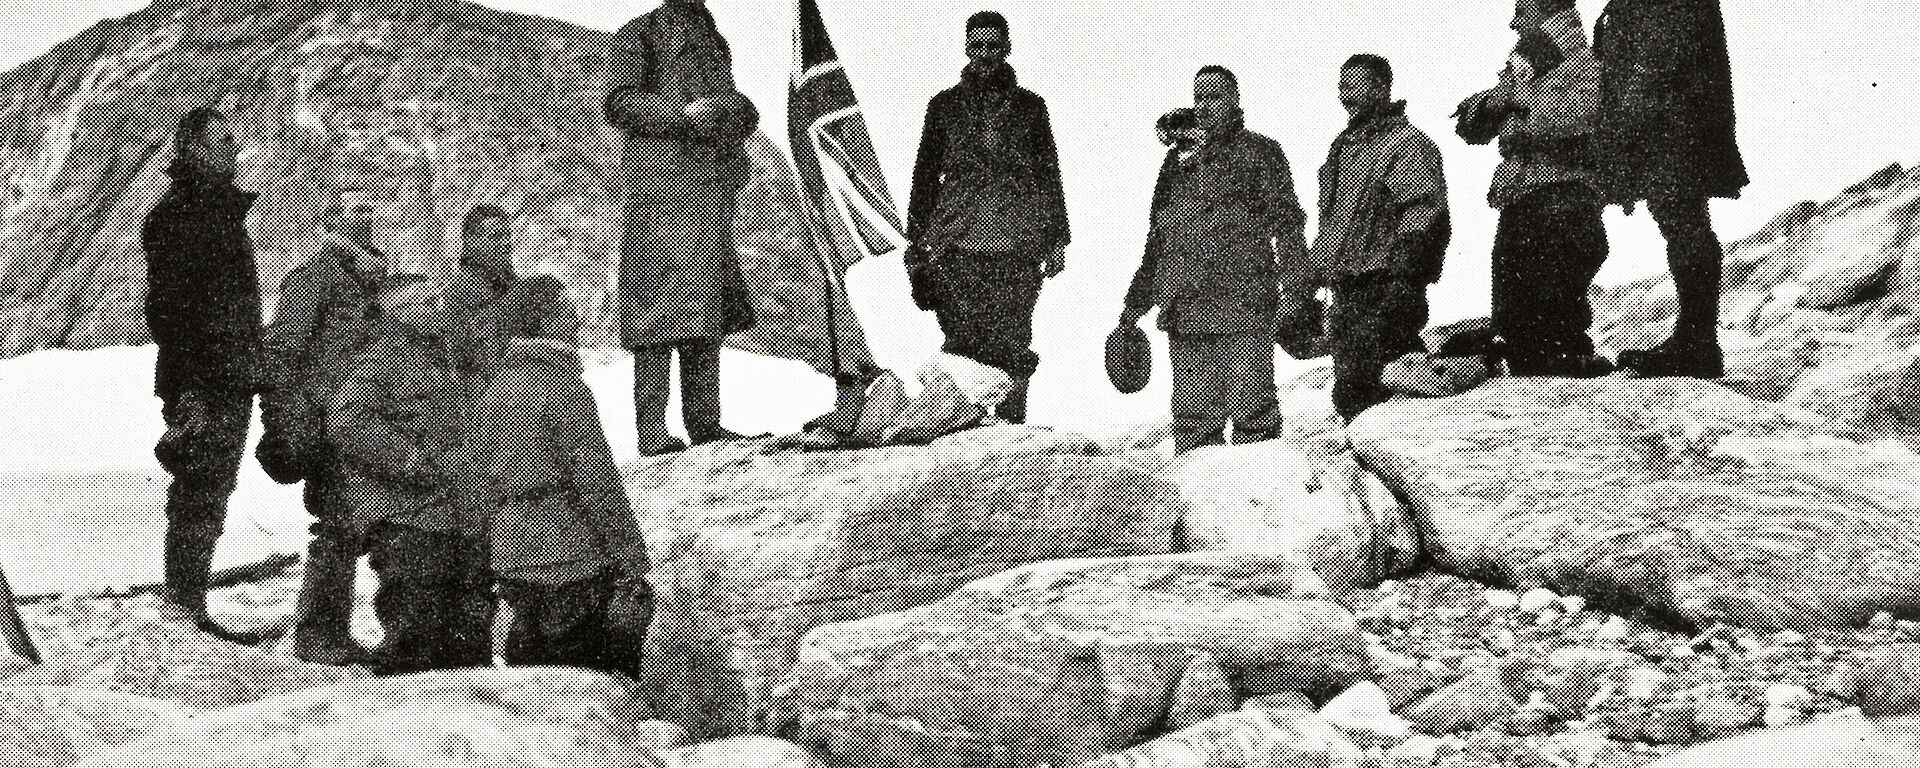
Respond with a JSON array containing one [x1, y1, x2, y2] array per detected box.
[[789, 0, 907, 271]]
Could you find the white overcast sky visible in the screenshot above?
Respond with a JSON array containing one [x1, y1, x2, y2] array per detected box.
[[1, 1, 1915, 407]]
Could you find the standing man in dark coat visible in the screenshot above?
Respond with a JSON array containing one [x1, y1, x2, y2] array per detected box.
[[1456, 0, 1615, 377], [141, 107, 265, 642], [604, 0, 762, 456], [260, 187, 388, 665], [1312, 54, 1452, 423], [1119, 66, 1308, 454], [1594, 0, 1748, 378], [905, 10, 1070, 425]]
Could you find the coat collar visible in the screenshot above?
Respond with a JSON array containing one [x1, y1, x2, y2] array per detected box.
[[163, 157, 255, 208], [500, 337, 583, 375]]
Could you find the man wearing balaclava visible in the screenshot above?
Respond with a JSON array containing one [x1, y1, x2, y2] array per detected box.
[[905, 10, 1070, 425], [604, 0, 761, 456]]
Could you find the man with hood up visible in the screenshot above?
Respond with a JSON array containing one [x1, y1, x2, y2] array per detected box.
[[905, 10, 1070, 425], [604, 0, 762, 456]]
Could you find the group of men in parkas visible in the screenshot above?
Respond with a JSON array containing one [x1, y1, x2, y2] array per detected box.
[[138, 0, 1747, 671]]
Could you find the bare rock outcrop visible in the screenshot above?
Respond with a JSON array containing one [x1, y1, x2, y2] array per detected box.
[[626, 427, 1186, 741]]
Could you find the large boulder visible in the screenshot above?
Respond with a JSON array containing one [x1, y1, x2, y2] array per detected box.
[[5, 594, 361, 709], [780, 553, 1369, 768], [1641, 712, 1920, 768], [1072, 708, 1365, 768], [628, 427, 1185, 740], [1167, 440, 1420, 592], [68, 667, 687, 768], [1349, 377, 1920, 632], [0, 686, 186, 768]]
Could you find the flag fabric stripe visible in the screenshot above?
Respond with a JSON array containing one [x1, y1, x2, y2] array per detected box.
[[790, 0, 908, 271]]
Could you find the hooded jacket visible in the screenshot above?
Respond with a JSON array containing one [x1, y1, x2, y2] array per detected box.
[[1460, 9, 1605, 208], [327, 324, 478, 540], [470, 338, 647, 581], [1123, 114, 1309, 334]]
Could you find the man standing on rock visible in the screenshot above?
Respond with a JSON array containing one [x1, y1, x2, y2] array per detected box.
[[1594, 0, 1747, 378], [1311, 54, 1452, 423], [905, 10, 1070, 425], [260, 186, 389, 665], [1120, 66, 1308, 453], [604, 0, 762, 456], [141, 107, 267, 644], [1455, 0, 1614, 378]]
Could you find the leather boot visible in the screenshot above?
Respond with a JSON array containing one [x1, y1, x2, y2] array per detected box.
[[634, 347, 686, 456], [995, 377, 1030, 425], [292, 519, 369, 666]]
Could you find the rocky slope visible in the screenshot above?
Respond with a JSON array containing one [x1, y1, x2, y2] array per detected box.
[[0, 0, 852, 370]]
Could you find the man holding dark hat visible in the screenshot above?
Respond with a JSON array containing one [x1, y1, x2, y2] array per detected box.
[[1120, 65, 1310, 454], [905, 10, 1070, 425]]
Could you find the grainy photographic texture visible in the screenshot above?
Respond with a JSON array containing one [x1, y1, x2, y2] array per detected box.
[[0, 1, 1917, 766]]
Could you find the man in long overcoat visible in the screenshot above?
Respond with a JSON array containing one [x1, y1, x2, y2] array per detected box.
[[1120, 66, 1309, 454], [905, 10, 1070, 425], [604, 0, 761, 456], [141, 107, 265, 641], [1594, 0, 1747, 378], [260, 187, 388, 665]]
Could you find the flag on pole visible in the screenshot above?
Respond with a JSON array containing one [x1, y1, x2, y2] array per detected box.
[[789, 0, 908, 270]]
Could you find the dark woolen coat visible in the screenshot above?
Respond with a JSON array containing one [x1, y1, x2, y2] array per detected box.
[[1123, 121, 1310, 335], [905, 69, 1070, 254], [141, 162, 264, 399], [470, 339, 648, 579], [603, 0, 758, 348], [1593, 0, 1749, 201]]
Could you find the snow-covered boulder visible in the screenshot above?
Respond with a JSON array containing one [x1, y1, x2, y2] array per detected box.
[[0, 686, 186, 767], [1350, 377, 1920, 632], [68, 667, 685, 768], [1073, 707, 1365, 768], [1167, 440, 1419, 592], [626, 426, 1185, 740], [780, 553, 1368, 768]]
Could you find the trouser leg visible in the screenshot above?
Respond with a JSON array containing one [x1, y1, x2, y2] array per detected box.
[[499, 574, 614, 673], [678, 340, 725, 439], [367, 525, 489, 675], [1493, 186, 1609, 373], [159, 389, 251, 614], [1167, 332, 1228, 454], [1330, 275, 1430, 423], [633, 345, 677, 450], [934, 249, 1044, 423], [1649, 196, 1723, 343], [1221, 331, 1280, 443], [293, 446, 361, 657]]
